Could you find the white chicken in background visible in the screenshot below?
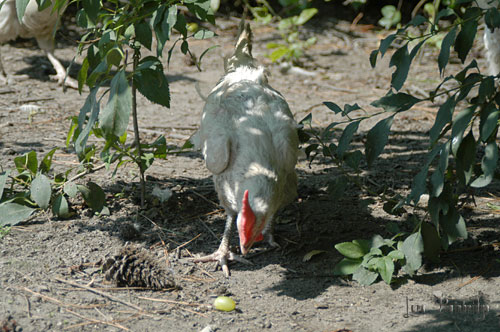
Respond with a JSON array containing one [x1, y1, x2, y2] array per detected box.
[[0, 0, 78, 89], [477, 0, 500, 75], [193, 22, 299, 277]]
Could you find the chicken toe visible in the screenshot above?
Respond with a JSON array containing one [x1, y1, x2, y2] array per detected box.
[[192, 214, 252, 277], [46, 51, 79, 90], [193, 245, 252, 277]]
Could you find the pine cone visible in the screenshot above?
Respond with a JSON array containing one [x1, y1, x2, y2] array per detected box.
[[103, 245, 176, 290], [1, 316, 20, 332]]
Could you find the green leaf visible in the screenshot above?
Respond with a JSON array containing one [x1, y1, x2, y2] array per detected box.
[[106, 47, 124, 67], [369, 50, 378, 68], [86, 60, 108, 88], [479, 103, 499, 142], [457, 73, 482, 102], [75, 88, 100, 156], [35, 0, 52, 11], [438, 27, 457, 75], [378, 5, 401, 29], [435, 8, 455, 23], [323, 101, 342, 114], [485, 7, 500, 31], [134, 57, 170, 107], [408, 145, 441, 204], [421, 222, 441, 263], [377, 256, 394, 284], [352, 266, 379, 285], [471, 141, 499, 188], [174, 11, 187, 37], [15, 0, 30, 22], [430, 142, 450, 197], [335, 241, 368, 259], [135, 21, 153, 50], [333, 258, 362, 275], [0, 170, 10, 200], [440, 207, 468, 243], [430, 97, 455, 143], [64, 182, 78, 198], [353, 239, 371, 253], [368, 235, 384, 249], [477, 76, 495, 104], [371, 91, 421, 113], [388, 249, 404, 260], [39, 148, 58, 174], [389, 44, 411, 91], [337, 120, 360, 158], [456, 131, 476, 185], [198, 45, 220, 68], [454, 8, 479, 63], [99, 70, 132, 138], [30, 174, 51, 209], [344, 150, 363, 170], [0, 202, 35, 226], [193, 29, 215, 40], [269, 47, 289, 62], [379, 34, 396, 57], [295, 8, 318, 25], [451, 107, 475, 155], [343, 103, 361, 115], [401, 232, 424, 275], [52, 194, 71, 218], [181, 40, 189, 54], [455, 60, 478, 82], [78, 182, 105, 212], [14, 151, 38, 175], [77, 57, 89, 94], [82, 0, 100, 24], [365, 115, 394, 167]]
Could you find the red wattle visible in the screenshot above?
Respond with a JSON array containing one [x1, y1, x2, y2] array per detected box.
[[241, 190, 256, 245]]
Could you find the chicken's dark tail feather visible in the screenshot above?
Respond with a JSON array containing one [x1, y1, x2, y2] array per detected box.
[[225, 20, 255, 72]]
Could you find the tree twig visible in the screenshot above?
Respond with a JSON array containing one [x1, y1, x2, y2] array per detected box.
[[54, 278, 144, 312], [131, 46, 145, 208]]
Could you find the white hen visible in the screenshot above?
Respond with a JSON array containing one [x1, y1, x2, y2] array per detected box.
[[194, 23, 299, 276], [0, 0, 77, 88], [477, 0, 500, 75]]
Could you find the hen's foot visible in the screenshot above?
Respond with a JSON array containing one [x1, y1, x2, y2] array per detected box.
[[49, 73, 79, 90], [192, 247, 252, 277]]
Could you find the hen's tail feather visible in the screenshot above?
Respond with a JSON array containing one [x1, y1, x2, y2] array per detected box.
[[225, 21, 255, 72]]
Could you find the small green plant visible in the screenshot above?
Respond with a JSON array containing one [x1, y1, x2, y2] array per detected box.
[[302, 0, 499, 285], [378, 5, 402, 29], [0, 225, 11, 239], [247, 1, 318, 64], [334, 228, 429, 285], [266, 8, 318, 63], [0, 150, 107, 226], [62, 0, 216, 207]]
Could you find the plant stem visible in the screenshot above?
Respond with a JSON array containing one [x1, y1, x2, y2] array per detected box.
[[131, 46, 145, 208]]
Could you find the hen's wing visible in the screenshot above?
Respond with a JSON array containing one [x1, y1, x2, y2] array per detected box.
[[198, 97, 232, 175]]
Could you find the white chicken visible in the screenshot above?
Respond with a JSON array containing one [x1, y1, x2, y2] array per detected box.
[[478, 0, 500, 75], [0, 0, 78, 88], [194, 22, 299, 276]]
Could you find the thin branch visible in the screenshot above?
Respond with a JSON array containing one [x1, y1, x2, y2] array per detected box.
[[54, 278, 145, 312], [131, 46, 145, 208]]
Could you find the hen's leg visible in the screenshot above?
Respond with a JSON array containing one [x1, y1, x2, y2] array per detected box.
[[36, 36, 78, 90], [262, 215, 280, 248], [193, 214, 252, 277], [0, 49, 7, 84]]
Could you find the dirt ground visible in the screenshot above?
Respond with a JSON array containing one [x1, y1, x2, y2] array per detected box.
[[0, 13, 499, 332]]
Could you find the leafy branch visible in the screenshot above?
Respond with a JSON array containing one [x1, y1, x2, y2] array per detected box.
[[303, 0, 500, 285]]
